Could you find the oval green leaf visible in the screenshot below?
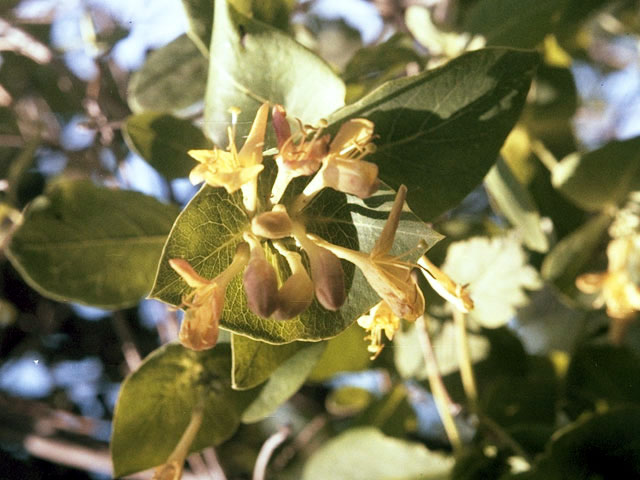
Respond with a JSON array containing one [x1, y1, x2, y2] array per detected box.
[[7, 180, 179, 308], [111, 343, 253, 477], [123, 112, 212, 180], [328, 48, 539, 221], [128, 34, 208, 114]]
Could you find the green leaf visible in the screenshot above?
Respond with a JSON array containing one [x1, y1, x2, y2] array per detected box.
[[485, 157, 549, 252], [204, 0, 345, 144], [302, 427, 454, 480], [342, 33, 422, 103], [111, 343, 252, 477], [128, 34, 208, 114], [231, 333, 303, 389], [329, 48, 539, 221], [463, 0, 568, 49], [308, 322, 371, 382], [7, 180, 179, 309], [565, 344, 640, 416], [353, 384, 418, 438], [551, 136, 640, 212], [543, 407, 640, 478], [241, 341, 325, 423], [150, 182, 441, 343], [541, 212, 612, 293], [181, 0, 214, 55], [441, 235, 542, 328], [123, 112, 212, 180], [232, 0, 295, 32]]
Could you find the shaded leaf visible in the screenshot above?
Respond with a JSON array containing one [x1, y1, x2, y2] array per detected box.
[[485, 157, 549, 252], [329, 48, 539, 221], [541, 212, 612, 293], [111, 343, 253, 477], [302, 427, 453, 480], [232, 0, 295, 32], [150, 183, 441, 343], [308, 322, 371, 382], [326, 386, 373, 416], [464, 0, 568, 49], [551, 136, 640, 212], [204, 0, 345, 144], [231, 334, 303, 390], [241, 341, 325, 423], [354, 384, 417, 438], [7, 180, 179, 308], [123, 112, 212, 180], [128, 34, 208, 114], [442, 235, 542, 328]]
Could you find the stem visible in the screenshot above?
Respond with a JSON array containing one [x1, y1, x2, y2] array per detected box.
[[241, 178, 258, 216], [453, 310, 478, 414], [530, 139, 558, 171], [479, 414, 531, 466], [252, 426, 291, 480], [416, 315, 463, 454], [291, 164, 326, 214], [270, 167, 294, 206]]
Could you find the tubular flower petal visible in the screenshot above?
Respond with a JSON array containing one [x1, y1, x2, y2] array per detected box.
[[418, 255, 474, 313], [308, 185, 425, 321], [292, 222, 346, 311], [170, 243, 249, 351], [273, 243, 314, 320], [251, 204, 293, 239], [356, 301, 400, 359], [576, 236, 640, 320], [270, 105, 330, 204], [243, 233, 279, 318], [187, 103, 269, 196]]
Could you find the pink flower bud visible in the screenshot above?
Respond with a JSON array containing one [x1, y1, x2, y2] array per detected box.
[[272, 248, 314, 320], [250, 205, 293, 239], [243, 236, 278, 318]]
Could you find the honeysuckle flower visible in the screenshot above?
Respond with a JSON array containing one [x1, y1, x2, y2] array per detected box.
[[250, 204, 293, 239], [152, 400, 205, 480], [170, 242, 250, 350], [418, 255, 474, 313], [292, 222, 346, 311], [576, 236, 640, 320], [243, 233, 278, 318], [309, 185, 425, 321], [292, 118, 378, 212], [357, 300, 400, 359], [272, 242, 314, 320], [188, 103, 269, 213], [270, 105, 330, 204]]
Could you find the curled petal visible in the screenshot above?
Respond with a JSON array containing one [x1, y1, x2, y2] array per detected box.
[[329, 118, 375, 157], [418, 255, 474, 313], [178, 283, 223, 351], [319, 157, 380, 199]]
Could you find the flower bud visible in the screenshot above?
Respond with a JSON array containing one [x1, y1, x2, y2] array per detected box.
[[273, 248, 314, 320], [272, 105, 292, 149], [243, 234, 278, 318], [251, 204, 293, 239]]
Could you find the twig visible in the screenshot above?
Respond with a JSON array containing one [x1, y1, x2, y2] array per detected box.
[[252, 426, 291, 480], [415, 315, 463, 454], [112, 312, 142, 372], [453, 310, 478, 413], [478, 414, 532, 466], [202, 447, 228, 480]]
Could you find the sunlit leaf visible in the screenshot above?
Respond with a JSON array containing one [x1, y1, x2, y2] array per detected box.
[[204, 0, 345, 144], [302, 427, 453, 480], [128, 34, 208, 114], [7, 180, 179, 308], [329, 48, 539, 221], [123, 112, 212, 180], [485, 157, 549, 252], [441, 235, 542, 328], [552, 136, 640, 212], [111, 343, 253, 477], [150, 183, 441, 343]]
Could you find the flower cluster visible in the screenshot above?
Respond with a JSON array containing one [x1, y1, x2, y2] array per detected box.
[[169, 103, 469, 355]]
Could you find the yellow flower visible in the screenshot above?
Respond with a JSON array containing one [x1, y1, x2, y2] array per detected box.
[[418, 255, 474, 313], [357, 301, 400, 359], [188, 103, 269, 197], [576, 236, 640, 320], [309, 185, 425, 321], [170, 243, 249, 351]]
